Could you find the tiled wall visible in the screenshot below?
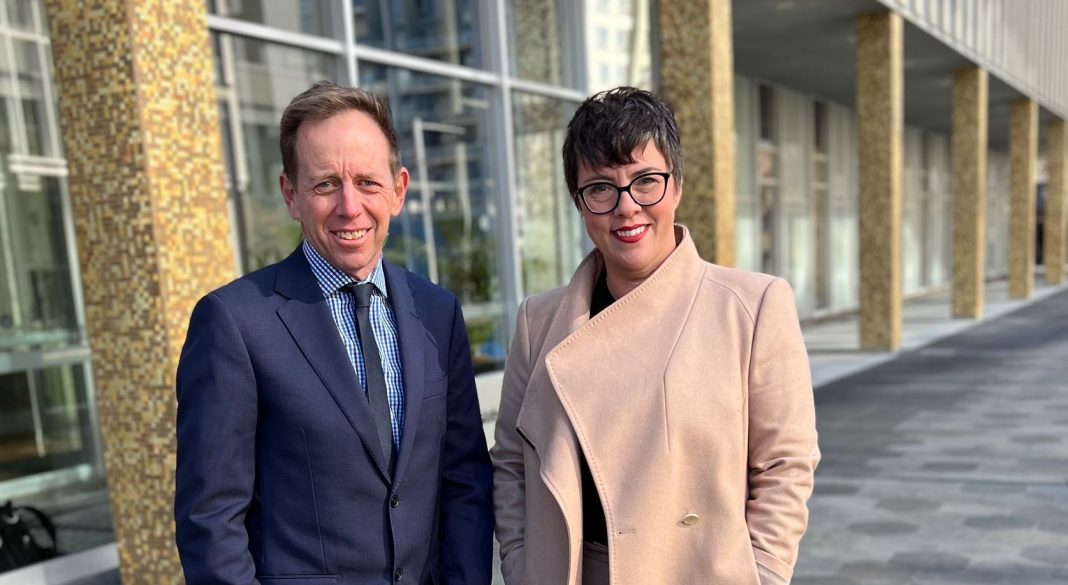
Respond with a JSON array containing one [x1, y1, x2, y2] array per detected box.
[[43, 0, 234, 581]]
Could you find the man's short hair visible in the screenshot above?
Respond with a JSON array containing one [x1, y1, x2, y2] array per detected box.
[[279, 81, 402, 181], [562, 87, 685, 208]]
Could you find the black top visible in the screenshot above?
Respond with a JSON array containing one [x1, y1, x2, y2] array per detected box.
[[580, 268, 615, 545]]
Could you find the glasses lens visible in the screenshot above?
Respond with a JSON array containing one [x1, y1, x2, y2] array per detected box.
[[632, 174, 667, 204], [582, 184, 618, 213]]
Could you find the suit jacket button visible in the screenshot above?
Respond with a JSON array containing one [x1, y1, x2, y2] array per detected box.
[[394, 568, 404, 581], [682, 513, 700, 526], [390, 494, 400, 508]]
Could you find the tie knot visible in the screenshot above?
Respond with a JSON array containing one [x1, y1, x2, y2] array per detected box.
[[349, 282, 375, 309]]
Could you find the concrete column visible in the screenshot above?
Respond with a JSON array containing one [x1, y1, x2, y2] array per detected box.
[[43, 1, 234, 581], [856, 11, 903, 351], [658, 0, 735, 265], [1047, 119, 1068, 284], [952, 67, 988, 318], [1008, 99, 1037, 298]]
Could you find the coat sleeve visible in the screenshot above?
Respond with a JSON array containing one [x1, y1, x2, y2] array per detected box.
[[745, 277, 820, 584], [490, 298, 533, 585], [438, 296, 495, 585], [174, 293, 260, 585]]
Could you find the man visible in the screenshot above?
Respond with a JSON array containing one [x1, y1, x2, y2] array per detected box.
[[175, 81, 493, 585]]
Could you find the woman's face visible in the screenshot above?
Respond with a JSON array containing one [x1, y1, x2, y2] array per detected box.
[[576, 141, 681, 285]]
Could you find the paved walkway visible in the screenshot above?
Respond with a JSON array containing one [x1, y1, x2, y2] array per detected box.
[[794, 287, 1068, 584]]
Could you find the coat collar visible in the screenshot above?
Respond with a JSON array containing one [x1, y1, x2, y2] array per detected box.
[[518, 225, 707, 528]]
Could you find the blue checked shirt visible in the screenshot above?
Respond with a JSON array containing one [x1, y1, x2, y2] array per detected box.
[[303, 241, 405, 449]]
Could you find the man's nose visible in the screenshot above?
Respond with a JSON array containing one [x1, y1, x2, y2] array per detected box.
[[336, 182, 363, 216]]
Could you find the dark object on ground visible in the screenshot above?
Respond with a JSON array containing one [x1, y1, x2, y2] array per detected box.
[[0, 500, 58, 571]]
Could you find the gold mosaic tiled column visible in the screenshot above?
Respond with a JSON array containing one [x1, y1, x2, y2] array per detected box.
[[42, 0, 233, 582], [1008, 99, 1037, 298], [658, 0, 735, 265], [1048, 119, 1068, 285], [856, 11, 903, 351], [952, 67, 988, 318]]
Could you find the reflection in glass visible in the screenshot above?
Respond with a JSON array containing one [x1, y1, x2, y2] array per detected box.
[[4, 0, 38, 33], [0, 364, 94, 481], [0, 176, 78, 351], [209, 0, 339, 37], [353, 0, 483, 69], [12, 39, 52, 156], [360, 63, 504, 371], [506, 0, 577, 87], [214, 33, 337, 271], [513, 93, 585, 296], [583, 0, 653, 92]]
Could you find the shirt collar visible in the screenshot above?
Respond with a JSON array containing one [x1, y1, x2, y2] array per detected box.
[[302, 240, 389, 299]]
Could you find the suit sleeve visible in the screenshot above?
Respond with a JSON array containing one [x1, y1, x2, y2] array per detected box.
[[438, 296, 495, 585], [489, 299, 532, 585], [175, 293, 259, 585], [746, 278, 820, 584]]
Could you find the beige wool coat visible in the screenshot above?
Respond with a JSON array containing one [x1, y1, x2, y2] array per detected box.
[[491, 226, 820, 585]]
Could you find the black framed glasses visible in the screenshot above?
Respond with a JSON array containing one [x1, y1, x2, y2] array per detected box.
[[576, 171, 672, 214]]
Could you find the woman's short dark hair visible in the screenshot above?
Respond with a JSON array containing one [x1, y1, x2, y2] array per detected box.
[[562, 87, 684, 207], [279, 81, 401, 182]]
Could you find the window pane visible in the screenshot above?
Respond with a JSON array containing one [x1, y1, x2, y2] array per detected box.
[[4, 0, 39, 33], [0, 176, 79, 352], [353, 0, 484, 69], [214, 33, 338, 271], [512, 91, 585, 296], [584, 0, 653, 92], [209, 0, 340, 37], [506, 0, 578, 87], [359, 63, 504, 371], [0, 363, 95, 481], [13, 39, 53, 156]]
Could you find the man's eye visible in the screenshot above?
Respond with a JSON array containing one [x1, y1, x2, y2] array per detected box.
[[357, 179, 381, 189], [314, 180, 336, 191]]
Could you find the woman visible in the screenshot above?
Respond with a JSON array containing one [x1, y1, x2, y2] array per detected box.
[[491, 87, 819, 585]]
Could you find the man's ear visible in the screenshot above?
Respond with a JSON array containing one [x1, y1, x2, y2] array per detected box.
[[391, 167, 410, 217], [280, 173, 300, 220]]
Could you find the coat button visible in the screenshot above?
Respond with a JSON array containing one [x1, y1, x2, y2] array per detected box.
[[390, 494, 400, 508], [682, 512, 700, 526], [394, 568, 404, 581]]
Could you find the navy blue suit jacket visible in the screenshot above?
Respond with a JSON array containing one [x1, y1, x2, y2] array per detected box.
[[175, 248, 493, 585]]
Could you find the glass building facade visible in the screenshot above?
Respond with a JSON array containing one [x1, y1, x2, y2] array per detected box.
[[0, 0, 101, 500]]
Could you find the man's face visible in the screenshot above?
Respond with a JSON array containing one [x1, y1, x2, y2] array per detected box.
[[281, 110, 408, 280]]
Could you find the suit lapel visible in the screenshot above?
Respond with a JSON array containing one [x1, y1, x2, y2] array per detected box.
[[382, 261, 427, 487], [274, 249, 393, 483]]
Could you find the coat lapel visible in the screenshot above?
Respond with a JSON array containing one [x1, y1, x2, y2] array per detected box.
[[514, 251, 600, 518], [274, 248, 393, 483], [382, 261, 428, 487], [540, 228, 705, 522]]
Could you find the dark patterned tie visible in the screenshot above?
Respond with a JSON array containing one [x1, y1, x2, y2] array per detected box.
[[348, 282, 395, 477]]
